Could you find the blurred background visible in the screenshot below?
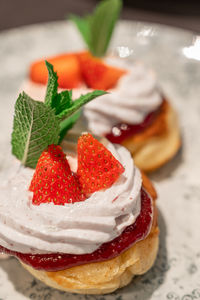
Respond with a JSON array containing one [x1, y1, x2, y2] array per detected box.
[[0, 0, 200, 32]]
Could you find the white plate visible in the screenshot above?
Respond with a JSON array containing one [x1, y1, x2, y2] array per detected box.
[[0, 20, 200, 300]]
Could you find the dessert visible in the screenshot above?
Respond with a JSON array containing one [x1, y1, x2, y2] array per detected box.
[[71, 0, 181, 172], [22, 0, 181, 173], [84, 60, 181, 172], [0, 61, 159, 294], [0, 132, 159, 294]]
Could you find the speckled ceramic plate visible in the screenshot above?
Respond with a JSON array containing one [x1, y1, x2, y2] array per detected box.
[[0, 20, 200, 300]]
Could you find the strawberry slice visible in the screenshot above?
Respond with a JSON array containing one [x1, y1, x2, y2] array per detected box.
[[29, 145, 85, 205], [78, 52, 127, 90], [77, 133, 125, 194], [30, 53, 82, 89]]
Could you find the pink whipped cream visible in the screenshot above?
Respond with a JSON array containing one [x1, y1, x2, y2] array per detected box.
[[0, 142, 142, 255], [84, 60, 163, 135]]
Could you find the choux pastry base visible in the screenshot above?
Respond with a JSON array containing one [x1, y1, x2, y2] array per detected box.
[[21, 174, 159, 295], [22, 228, 159, 295], [122, 101, 181, 173]]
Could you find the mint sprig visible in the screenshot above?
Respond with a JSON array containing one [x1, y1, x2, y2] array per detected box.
[[11, 61, 107, 168], [44, 61, 58, 107], [58, 90, 106, 119], [11, 93, 60, 168], [70, 0, 122, 57]]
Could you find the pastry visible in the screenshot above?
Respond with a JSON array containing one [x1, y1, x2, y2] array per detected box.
[[25, 54, 181, 173], [71, 0, 181, 172], [0, 132, 159, 294], [21, 0, 181, 172], [84, 60, 181, 172], [0, 53, 158, 294]]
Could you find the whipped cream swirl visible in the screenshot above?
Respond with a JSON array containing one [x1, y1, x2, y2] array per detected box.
[[0, 142, 142, 255], [84, 60, 162, 136]]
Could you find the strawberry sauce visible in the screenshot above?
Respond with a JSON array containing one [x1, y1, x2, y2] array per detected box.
[[106, 100, 164, 144], [0, 188, 152, 272]]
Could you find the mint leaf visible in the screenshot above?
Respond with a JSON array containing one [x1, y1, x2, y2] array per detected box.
[[44, 61, 73, 115], [69, 15, 91, 50], [70, 0, 122, 57], [12, 92, 60, 168], [11, 63, 106, 167], [59, 110, 81, 143], [91, 0, 122, 57], [53, 90, 73, 115], [58, 90, 107, 119], [44, 61, 58, 107], [58, 90, 106, 142]]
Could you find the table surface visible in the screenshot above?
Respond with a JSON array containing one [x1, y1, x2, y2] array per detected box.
[[1, 20, 200, 300], [0, 0, 200, 33]]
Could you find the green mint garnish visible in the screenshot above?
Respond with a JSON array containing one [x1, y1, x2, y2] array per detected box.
[[11, 61, 107, 168], [59, 110, 80, 144], [70, 0, 122, 57], [44, 61, 58, 107], [11, 92, 60, 169], [58, 90, 107, 119]]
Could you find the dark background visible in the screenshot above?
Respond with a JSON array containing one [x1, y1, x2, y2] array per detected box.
[[0, 0, 200, 32]]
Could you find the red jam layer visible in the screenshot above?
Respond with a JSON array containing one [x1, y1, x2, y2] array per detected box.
[[0, 188, 152, 272], [106, 100, 164, 144]]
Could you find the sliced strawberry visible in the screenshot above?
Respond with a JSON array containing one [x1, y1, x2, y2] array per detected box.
[[77, 133, 125, 194], [29, 145, 85, 205], [78, 51, 127, 90], [30, 53, 82, 89]]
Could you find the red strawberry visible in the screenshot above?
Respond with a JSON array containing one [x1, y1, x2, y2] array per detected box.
[[78, 51, 127, 90], [30, 53, 82, 89], [29, 145, 85, 205], [77, 133, 125, 194]]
